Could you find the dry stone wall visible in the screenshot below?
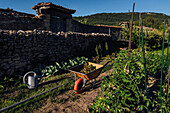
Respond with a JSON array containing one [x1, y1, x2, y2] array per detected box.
[[0, 9, 122, 38], [71, 20, 121, 40], [0, 9, 45, 30], [0, 30, 113, 77]]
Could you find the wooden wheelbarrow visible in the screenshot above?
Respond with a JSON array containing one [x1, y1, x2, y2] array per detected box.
[[68, 61, 111, 94]]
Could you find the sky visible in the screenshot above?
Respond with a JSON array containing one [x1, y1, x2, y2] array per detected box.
[[0, 0, 170, 17]]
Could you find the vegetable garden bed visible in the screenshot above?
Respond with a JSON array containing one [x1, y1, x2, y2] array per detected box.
[[91, 50, 170, 112]]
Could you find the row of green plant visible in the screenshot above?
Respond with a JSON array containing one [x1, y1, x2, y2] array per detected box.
[[93, 42, 116, 63], [33, 57, 88, 77], [0, 57, 88, 91], [91, 50, 170, 112], [121, 27, 166, 50]]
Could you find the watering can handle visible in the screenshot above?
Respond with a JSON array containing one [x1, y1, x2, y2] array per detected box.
[[23, 71, 36, 87]]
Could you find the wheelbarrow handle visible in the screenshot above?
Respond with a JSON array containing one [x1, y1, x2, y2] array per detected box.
[[103, 61, 112, 68]]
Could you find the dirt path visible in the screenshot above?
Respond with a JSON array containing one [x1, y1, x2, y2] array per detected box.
[[33, 69, 113, 113]]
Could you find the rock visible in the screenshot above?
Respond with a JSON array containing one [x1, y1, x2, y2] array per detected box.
[[0, 71, 4, 77], [1, 63, 10, 70], [15, 62, 27, 68], [13, 56, 20, 61], [17, 30, 25, 34], [37, 54, 45, 57], [26, 30, 33, 35], [7, 69, 14, 76], [3, 45, 8, 49], [26, 65, 32, 70]]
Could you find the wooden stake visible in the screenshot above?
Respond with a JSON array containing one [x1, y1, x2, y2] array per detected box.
[[128, 10, 131, 29], [128, 2, 135, 57], [138, 12, 141, 51]]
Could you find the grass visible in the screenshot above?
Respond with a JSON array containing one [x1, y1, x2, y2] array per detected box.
[[0, 55, 115, 113], [9, 79, 74, 112], [0, 73, 74, 113]]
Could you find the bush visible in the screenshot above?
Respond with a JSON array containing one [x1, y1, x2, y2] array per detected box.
[[121, 27, 163, 50]]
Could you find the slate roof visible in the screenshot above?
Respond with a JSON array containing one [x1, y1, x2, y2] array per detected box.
[[31, 2, 76, 14]]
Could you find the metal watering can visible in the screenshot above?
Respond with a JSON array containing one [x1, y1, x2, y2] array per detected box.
[[23, 71, 45, 89]]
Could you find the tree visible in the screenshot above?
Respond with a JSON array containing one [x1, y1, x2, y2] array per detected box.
[[143, 16, 161, 29], [159, 24, 168, 33], [79, 18, 88, 24]]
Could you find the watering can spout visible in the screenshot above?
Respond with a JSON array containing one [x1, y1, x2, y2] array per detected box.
[[36, 75, 43, 83]]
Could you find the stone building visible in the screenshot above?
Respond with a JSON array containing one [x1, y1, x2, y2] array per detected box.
[[119, 22, 130, 28], [0, 2, 121, 36], [31, 2, 76, 33]]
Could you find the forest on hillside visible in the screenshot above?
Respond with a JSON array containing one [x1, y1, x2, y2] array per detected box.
[[73, 12, 170, 30]]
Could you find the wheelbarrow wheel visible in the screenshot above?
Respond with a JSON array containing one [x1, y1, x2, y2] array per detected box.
[[74, 78, 83, 94]]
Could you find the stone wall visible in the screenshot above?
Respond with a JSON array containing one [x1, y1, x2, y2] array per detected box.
[[0, 8, 122, 38], [0, 9, 45, 30], [71, 20, 122, 40], [0, 8, 122, 77], [0, 30, 113, 77]]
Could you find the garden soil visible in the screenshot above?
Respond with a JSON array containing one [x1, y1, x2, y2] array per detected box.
[[33, 69, 113, 113]]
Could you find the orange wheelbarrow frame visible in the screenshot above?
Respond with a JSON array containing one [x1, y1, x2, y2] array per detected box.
[[68, 61, 111, 93]]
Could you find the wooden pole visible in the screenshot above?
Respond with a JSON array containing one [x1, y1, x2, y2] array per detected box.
[[128, 10, 131, 29], [138, 12, 141, 51], [128, 2, 135, 57]]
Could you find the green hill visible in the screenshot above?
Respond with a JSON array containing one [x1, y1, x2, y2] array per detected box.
[[73, 12, 170, 26]]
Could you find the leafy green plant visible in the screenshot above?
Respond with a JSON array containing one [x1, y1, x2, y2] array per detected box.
[[98, 44, 102, 58], [80, 63, 96, 74], [105, 42, 109, 55], [40, 56, 88, 77], [91, 50, 169, 112], [95, 45, 100, 58], [95, 44, 103, 59], [91, 50, 145, 112], [151, 83, 170, 112], [79, 18, 88, 24], [92, 56, 100, 63], [121, 27, 164, 50]]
